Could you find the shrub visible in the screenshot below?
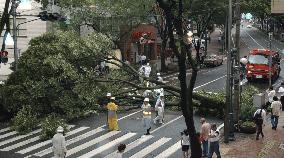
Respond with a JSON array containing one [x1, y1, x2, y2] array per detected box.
[[40, 114, 69, 141], [240, 85, 259, 121], [11, 105, 39, 134]]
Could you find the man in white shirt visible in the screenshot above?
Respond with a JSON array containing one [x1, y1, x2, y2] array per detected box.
[[154, 94, 165, 124], [208, 124, 221, 158], [144, 63, 151, 78], [253, 105, 266, 140], [271, 96, 282, 130], [267, 86, 276, 104], [52, 126, 67, 158]]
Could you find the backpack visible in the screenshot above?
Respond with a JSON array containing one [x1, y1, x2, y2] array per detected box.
[[254, 109, 263, 124]]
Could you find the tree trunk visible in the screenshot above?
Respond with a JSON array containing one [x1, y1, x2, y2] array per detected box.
[[0, 0, 11, 50], [160, 36, 167, 72]]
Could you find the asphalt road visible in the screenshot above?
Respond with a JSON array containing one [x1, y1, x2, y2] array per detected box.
[[2, 24, 284, 158]]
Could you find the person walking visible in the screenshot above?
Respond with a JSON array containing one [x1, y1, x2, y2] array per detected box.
[[142, 98, 152, 135], [278, 82, 284, 111], [113, 143, 126, 158], [267, 86, 276, 106], [154, 94, 165, 124], [208, 124, 221, 158], [271, 96, 282, 130], [200, 118, 211, 157], [107, 97, 119, 131], [52, 126, 67, 158], [156, 73, 163, 82], [181, 129, 190, 158], [104, 93, 112, 128], [144, 63, 152, 78], [253, 105, 266, 140]]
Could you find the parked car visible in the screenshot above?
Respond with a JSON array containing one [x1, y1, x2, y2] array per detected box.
[[204, 55, 223, 67]]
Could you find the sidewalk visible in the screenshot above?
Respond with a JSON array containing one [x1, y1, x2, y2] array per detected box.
[[0, 58, 14, 81], [218, 111, 284, 158]]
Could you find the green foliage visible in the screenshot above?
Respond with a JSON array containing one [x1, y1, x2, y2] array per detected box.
[[240, 85, 259, 121], [11, 105, 39, 134], [2, 31, 113, 120], [40, 114, 69, 141], [241, 120, 256, 127]]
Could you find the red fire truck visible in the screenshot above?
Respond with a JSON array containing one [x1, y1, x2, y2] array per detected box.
[[246, 49, 281, 82]]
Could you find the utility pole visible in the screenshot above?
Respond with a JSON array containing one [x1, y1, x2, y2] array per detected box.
[[234, 0, 241, 123], [224, 0, 233, 144], [268, 32, 272, 88], [12, 0, 18, 71]]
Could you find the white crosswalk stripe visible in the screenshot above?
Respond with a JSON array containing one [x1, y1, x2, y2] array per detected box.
[[0, 131, 18, 139], [0, 129, 42, 147], [154, 141, 181, 158], [78, 132, 137, 158], [104, 135, 154, 158], [63, 131, 120, 157], [0, 127, 10, 134], [31, 127, 104, 157], [0, 125, 183, 158], [129, 137, 171, 158], [16, 126, 87, 154]]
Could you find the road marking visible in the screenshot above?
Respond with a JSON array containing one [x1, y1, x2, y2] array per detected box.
[[63, 131, 120, 157], [0, 131, 17, 139], [152, 115, 183, 134], [31, 127, 104, 157], [17, 126, 85, 154], [104, 135, 154, 158], [244, 30, 264, 49], [0, 129, 42, 147], [78, 133, 137, 158], [154, 141, 181, 158], [193, 75, 226, 90], [0, 127, 10, 134], [129, 137, 171, 158]]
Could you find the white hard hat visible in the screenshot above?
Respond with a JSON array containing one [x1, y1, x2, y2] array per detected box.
[[157, 73, 161, 76], [144, 98, 149, 102], [57, 126, 64, 133], [147, 63, 150, 66], [110, 97, 115, 100], [279, 87, 284, 93], [106, 93, 111, 97], [160, 93, 164, 97]]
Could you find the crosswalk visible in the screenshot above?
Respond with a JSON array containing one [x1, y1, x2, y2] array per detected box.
[[0, 125, 183, 158]]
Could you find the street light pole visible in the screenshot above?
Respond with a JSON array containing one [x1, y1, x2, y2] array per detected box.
[[12, 0, 19, 71], [224, 0, 233, 144], [268, 32, 272, 88]]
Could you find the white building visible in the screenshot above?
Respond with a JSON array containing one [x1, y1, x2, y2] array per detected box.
[[0, 0, 48, 58]]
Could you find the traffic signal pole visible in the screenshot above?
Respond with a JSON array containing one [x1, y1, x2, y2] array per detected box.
[[12, 0, 18, 71]]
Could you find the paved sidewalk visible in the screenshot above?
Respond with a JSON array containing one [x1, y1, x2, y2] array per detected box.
[[218, 111, 284, 158]]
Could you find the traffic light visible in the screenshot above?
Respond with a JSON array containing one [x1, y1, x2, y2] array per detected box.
[[0, 51, 8, 64]]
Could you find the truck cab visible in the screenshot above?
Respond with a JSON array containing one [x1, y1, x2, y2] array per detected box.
[[246, 49, 281, 82]]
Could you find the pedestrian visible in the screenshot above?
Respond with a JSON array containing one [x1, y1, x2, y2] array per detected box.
[[104, 93, 112, 128], [208, 124, 221, 158], [157, 73, 163, 82], [107, 97, 119, 131], [271, 96, 282, 130], [139, 65, 145, 84], [142, 98, 152, 135], [52, 126, 67, 158], [253, 105, 266, 140], [278, 82, 284, 111], [181, 129, 190, 158], [114, 143, 126, 158], [200, 118, 211, 157], [144, 63, 152, 78], [154, 94, 165, 124], [267, 86, 276, 106], [141, 55, 147, 65]]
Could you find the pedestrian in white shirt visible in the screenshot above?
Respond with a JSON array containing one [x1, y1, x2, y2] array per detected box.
[[253, 105, 266, 140], [271, 96, 282, 130], [144, 63, 151, 78], [208, 124, 221, 158], [278, 82, 284, 111], [113, 143, 126, 158], [267, 86, 276, 104], [181, 129, 190, 158], [154, 94, 165, 124], [52, 126, 67, 158]]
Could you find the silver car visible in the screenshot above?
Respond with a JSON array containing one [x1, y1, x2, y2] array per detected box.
[[204, 55, 223, 67]]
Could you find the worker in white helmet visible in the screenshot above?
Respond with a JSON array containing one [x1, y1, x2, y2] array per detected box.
[[141, 98, 152, 135], [154, 94, 165, 124], [144, 63, 152, 78], [52, 126, 67, 158]]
